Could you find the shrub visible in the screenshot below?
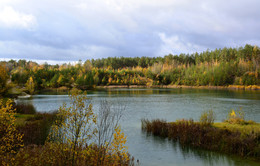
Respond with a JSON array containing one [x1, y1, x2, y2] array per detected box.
[[199, 110, 215, 125], [0, 99, 23, 165], [14, 143, 135, 166], [47, 91, 131, 166], [225, 109, 245, 124]]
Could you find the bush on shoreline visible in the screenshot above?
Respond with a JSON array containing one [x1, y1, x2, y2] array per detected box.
[[14, 143, 135, 166], [1, 93, 136, 166]]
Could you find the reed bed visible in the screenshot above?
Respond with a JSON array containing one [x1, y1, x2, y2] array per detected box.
[[141, 119, 260, 159]]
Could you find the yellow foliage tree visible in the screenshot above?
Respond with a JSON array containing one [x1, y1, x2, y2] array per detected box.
[[26, 76, 35, 94], [0, 99, 23, 165], [109, 126, 129, 164], [48, 91, 97, 166], [57, 74, 64, 86], [46, 92, 130, 166]]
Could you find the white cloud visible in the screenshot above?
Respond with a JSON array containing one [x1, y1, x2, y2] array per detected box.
[[0, 0, 260, 61], [0, 40, 117, 61], [0, 6, 37, 29], [158, 33, 206, 55]]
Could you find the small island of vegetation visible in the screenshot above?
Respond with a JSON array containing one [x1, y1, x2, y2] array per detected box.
[[142, 110, 260, 161]]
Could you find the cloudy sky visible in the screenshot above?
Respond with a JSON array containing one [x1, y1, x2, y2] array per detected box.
[[0, 0, 260, 64]]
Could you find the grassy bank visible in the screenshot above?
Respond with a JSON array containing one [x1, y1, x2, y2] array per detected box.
[[142, 119, 260, 160]]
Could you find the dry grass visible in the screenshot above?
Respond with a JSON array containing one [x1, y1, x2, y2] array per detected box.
[[213, 122, 260, 134]]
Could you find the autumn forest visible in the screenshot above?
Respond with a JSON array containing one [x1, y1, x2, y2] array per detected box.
[[0, 44, 260, 96]]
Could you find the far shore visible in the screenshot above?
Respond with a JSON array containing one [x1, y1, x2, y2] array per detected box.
[[95, 85, 260, 90], [9, 84, 260, 97]]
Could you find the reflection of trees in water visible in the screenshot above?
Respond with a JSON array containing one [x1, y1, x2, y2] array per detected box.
[[179, 145, 234, 166], [178, 143, 260, 166], [141, 131, 258, 166]]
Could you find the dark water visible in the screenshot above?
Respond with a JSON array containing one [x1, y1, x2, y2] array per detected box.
[[17, 88, 260, 166]]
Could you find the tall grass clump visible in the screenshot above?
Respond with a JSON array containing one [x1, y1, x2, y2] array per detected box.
[[141, 119, 168, 137], [199, 110, 215, 126]]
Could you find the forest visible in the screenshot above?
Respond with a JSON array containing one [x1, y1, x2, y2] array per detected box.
[[0, 44, 260, 95]]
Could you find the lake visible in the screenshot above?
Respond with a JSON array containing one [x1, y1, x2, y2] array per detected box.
[[16, 88, 260, 166]]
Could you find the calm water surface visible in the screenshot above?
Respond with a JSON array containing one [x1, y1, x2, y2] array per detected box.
[[17, 88, 260, 166]]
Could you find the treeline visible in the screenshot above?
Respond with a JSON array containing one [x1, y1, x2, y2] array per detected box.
[[0, 44, 259, 94]]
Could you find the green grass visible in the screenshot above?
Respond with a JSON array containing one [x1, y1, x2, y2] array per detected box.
[[213, 122, 260, 134], [14, 113, 34, 126], [8, 87, 23, 95]]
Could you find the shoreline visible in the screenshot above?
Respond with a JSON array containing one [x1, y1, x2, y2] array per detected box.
[[9, 85, 260, 97], [96, 85, 260, 90]]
